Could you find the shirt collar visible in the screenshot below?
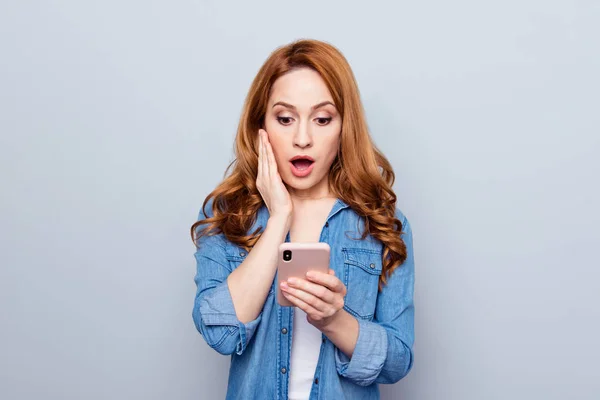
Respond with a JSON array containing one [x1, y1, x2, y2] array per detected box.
[[258, 197, 350, 225]]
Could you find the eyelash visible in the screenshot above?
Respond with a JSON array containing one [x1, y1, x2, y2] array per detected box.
[[276, 116, 332, 126]]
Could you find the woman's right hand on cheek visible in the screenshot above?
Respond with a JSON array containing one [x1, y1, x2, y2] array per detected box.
[[256, 129, 293, 222]]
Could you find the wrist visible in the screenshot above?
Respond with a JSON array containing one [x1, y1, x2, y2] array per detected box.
[[318, 308, 348, 335], [268, 213, 291, 229]]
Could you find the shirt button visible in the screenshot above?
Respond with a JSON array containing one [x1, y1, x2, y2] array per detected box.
[[370, 263, 375, 269], [314, 378, 319, 385], [281, 367, 287, 374], [281, 328, 288, 334], [240, 251, 246, 257]]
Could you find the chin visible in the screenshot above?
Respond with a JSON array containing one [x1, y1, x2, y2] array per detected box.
[[282, 174, 325, 191], [283, 178, 312, 190]]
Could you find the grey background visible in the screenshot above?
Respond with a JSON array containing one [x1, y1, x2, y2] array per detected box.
[[1, 1, 598, 399]]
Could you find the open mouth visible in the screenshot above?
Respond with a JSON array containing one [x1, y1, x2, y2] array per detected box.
[[289, 155, 315, 177], [290, 159, 314, 171]]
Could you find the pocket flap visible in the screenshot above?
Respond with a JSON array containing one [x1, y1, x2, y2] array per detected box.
[[342, 248, 382, 275]]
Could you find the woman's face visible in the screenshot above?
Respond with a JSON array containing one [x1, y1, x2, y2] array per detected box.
[[263, 67, 342, 196]]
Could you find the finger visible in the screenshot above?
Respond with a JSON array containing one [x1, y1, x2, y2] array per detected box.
[[257, 131, 263, 176], [306, 270, 345, 293], [264, 134, 278, 178], [285, 278, 334, 307], [264, 132, 277, 178], [260, 130, 269, 178], [281, 288, 321, 315]]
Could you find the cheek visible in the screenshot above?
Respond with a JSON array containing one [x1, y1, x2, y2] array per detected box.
[[321, 136, 341, 165]]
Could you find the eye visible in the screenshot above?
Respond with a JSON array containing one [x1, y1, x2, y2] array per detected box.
[[315, 117, 332, 126], [276, 116, 294, 125]]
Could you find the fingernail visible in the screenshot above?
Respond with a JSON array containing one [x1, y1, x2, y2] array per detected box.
[[280, 282, 288, 289], [306, 271, 314, 279], [288, 278, 297, 285]]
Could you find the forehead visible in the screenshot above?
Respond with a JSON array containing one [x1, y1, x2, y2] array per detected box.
[[269, 68, 334, 107]]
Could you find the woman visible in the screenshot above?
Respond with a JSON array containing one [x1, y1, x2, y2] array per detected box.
[[190, 39, 415, 399]]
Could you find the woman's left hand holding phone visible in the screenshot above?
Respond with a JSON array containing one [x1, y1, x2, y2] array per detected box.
[[282, 269, 359, 357], [280, 268, 347, 330]]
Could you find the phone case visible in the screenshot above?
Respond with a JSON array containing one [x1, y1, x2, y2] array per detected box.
[[277, 242, 331, 307]]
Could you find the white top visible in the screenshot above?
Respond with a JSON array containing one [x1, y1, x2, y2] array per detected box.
[[288, 307, 323, 399]]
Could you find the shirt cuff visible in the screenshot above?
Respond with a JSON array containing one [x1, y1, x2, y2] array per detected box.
[[199, 280, 262, 355], [335, 318, 388, 386]]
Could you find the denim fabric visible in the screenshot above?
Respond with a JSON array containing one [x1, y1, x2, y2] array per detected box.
[[192, 198, 415, 399]]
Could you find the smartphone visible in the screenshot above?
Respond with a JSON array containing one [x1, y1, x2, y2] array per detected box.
[[277, 242, 331, 307]]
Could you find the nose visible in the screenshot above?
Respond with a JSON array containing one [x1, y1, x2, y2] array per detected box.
[[293, 120, 312, 149]]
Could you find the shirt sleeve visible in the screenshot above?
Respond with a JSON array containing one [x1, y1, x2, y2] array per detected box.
[[191, 203, 262, 356], [335, 212, 415, 385]]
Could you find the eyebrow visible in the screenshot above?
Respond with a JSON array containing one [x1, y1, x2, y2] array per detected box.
[[272, 101, 336, 111]]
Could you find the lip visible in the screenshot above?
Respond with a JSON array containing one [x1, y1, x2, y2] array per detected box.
[[289, 156, 315, 178], [290, 155, 315, 162]]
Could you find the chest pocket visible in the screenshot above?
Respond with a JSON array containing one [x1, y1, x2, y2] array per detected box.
[[342, 248, 382, 320]]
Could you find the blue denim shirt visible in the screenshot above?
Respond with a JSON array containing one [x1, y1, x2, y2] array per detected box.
[[192, 198, 415, 399]]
